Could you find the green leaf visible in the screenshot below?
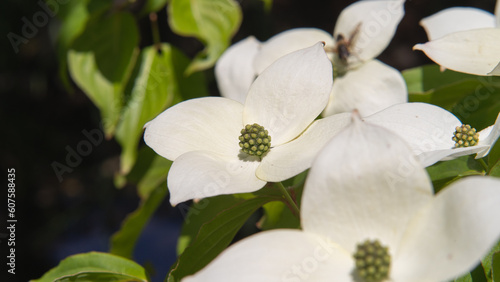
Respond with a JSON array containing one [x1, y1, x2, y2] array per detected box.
[[32, 252, 148, 282], [260, 0, 273, 12], [492, 252, 500, 282], [167, 195, 277, 282], [454, 273, 472, 282], [426, 156, 484, 193], [259, 200, 300, 230], [176, 194, 244, 255], [110, 184, 170, 259], [167, 0, 242, 74], [481, 240, 500, 281], [403, 64, 476, 94], [115, 43, 208, 175], [68, 11, 139, 136]]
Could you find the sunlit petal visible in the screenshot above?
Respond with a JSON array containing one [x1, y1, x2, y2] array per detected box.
[[393, 176, 500, 282], [244, 43, 332, 146], [302, 114, 433, 254], [144, 97, 243, 160], [414, 28, 500, 76]]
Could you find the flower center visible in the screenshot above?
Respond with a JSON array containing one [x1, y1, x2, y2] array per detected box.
[[238, 123, 271, 158], [452, 124, 479, 148], [353, 239, 391, 282]]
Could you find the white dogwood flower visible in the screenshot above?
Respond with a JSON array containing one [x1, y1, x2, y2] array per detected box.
[[414, 1, 500, 75], [183, 112, 500, 282], [144, 43, 352, 205], [216, 0, 407, 116], [364, 102, 500, 166]]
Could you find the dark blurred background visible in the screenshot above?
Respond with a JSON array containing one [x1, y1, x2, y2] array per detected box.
[[1, 0, 497, 281]]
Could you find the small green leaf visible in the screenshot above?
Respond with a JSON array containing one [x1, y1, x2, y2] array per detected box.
[[167, 0, 242, 74], [32, 252, 148, 282], [68, 11, 139, 136], [167, 195, 277, 282]]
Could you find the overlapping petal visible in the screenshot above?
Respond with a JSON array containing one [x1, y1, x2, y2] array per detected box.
[[414, 28, 500, 76], [167, 150, 265, 205], [323, 60, 407, 117], [420, 7, 496, 41], [334, 0, 405, 63], [253, 28, 334, 75], [256, 113, 351, 182], [243, 42, 333, 146], [215, 36, 261, 103], [392, 176, 500, 282], [144, 97, 244, 160], [183, 230, 353, 282], [302, 114, 433, 254]]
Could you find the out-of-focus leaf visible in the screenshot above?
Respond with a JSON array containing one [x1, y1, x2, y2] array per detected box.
[[115, 43, 208, 175], [259, 200, 300, 230], [260, 0, 273, 12], [32, 252, 148, 282], [167, 0, 242, 74], [139, 0, 170, 16], [167, 195, 278, 282], [426, 156, 484, 193], [488, 140, 500, 170], [68, 11, 139, 136], [110, 184, 169, 259], [454, 273, 472, 282]]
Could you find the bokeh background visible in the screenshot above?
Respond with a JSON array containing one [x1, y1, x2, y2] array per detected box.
[[1, 0, 497, 281]]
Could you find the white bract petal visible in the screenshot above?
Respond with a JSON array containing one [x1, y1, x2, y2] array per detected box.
[[393, 176, 500, 282], [302, 113, 433, 254], [183, 230, 353, 282], [323, 60, 407, 117], [244, 42, 333, 146], [414, 28, 500, 76], [420, 7, 496, 41], [334, 0, 405, 63], [215, 36, 261, 103], [256, 113, 351, 182], [144, 97, 244, 160], [254, 28, 334, 75], [365, 103, 500, 165], [167, 150, 265, 205]]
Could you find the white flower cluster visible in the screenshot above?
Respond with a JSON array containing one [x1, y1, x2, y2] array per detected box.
[[143, 1, 500, 281]]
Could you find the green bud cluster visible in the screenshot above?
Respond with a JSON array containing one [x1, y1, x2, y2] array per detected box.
[[452, 124, 479, 148], [353, 239, 391, 282], [238, 123, 271, 158]]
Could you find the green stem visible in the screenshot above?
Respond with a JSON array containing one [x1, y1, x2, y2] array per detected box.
[[276, 182, 300, 216], [478, 158, 489, 173], [149, 12, 161, 51]]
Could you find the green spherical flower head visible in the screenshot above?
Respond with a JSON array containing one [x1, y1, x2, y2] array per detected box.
[[353, 239, 391, 282], [452, 124, 479, 148], [238, 123, 271, 158]]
